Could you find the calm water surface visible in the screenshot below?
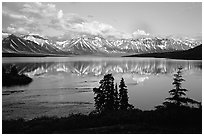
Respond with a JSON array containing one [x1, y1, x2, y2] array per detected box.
[[2, 57, 202, 120]]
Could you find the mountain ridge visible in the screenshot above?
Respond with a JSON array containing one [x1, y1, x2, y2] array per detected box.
[[2, 32, 201, 57], [124, 44, 202, 60]]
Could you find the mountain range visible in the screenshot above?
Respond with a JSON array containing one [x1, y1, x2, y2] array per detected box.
[[2, 32, 201, 57]]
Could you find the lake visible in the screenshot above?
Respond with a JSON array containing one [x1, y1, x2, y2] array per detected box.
[[2, 57, 202, 120]]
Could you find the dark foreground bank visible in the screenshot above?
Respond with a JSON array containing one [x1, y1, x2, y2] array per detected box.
[[3, 107, 201, 134]]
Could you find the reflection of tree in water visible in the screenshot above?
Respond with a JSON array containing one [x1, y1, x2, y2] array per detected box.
[[3, 62, 54, 75], [2, 59, 202, 77], [2, 65, 33, 87]]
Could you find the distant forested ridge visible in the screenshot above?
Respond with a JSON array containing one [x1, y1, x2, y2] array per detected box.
[[125, 45, 202, 60]]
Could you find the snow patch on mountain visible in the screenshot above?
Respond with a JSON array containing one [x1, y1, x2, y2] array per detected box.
[[23, 35, 49, 46], [2, 32, 10, 39]]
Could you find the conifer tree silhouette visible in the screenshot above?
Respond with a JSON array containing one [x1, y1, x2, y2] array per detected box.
[[156, 67, 201, 109], [119, 78, 134, 110], [93, 74, 134, 113], [113, 83, 119, 110], [93, 74, 115, 112]]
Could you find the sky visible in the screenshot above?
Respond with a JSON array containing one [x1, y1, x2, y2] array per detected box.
[[2, 2, 202, 40]]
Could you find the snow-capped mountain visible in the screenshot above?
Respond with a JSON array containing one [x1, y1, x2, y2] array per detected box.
[[56, 35, 200, 55], [23, 34, 50, 46], [2, 31, 10, 39], [2, 32, 201, 56], [59, 36, 124, 55], [2, 34, 71, 55]]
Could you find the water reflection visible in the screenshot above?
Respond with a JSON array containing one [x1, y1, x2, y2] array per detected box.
[[2, 57, 202, 119], [2, 58, 202, 78]]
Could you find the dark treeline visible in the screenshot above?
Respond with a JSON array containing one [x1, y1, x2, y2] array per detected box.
[[2, 65, 33, 87], [2, 67, 202, 134], [125, 44, 202, 60]]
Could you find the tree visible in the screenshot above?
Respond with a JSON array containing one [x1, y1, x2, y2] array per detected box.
[[93, 87, 105, 112], [113, 83, 119, 110], [157, 67, 200, 109], [93, 74, 115, 112], [93, 74, 134, 113], [166, 67, 187, 106], [119, 78, 134, 110], [10, 65, 18, 76], [2, 67, 6, 76]]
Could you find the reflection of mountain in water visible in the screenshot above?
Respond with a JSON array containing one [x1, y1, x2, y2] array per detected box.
[[3, 59, 202, 77]]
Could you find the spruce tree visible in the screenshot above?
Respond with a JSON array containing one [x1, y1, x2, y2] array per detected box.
[[93, 74, 115, 112], [113, 83, 119, 110], [119, 78, 134, 110], [93, 87, 105, 112], [161, 67, 200, 108]]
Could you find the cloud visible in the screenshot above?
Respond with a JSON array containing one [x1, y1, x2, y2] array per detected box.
[[57, 10, 63, 19], [7, 26, 29, 34], [8, 14, 26, 20], [20, 2, 58, 18], [2, 8, 32, 23], [65, 14, 87, 24], [87, 15, 94, 18], [71, 21, 114, 35], [2, 2, 151, 40], [67, 21, 135, 39], [132, 29, 150, 38]]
